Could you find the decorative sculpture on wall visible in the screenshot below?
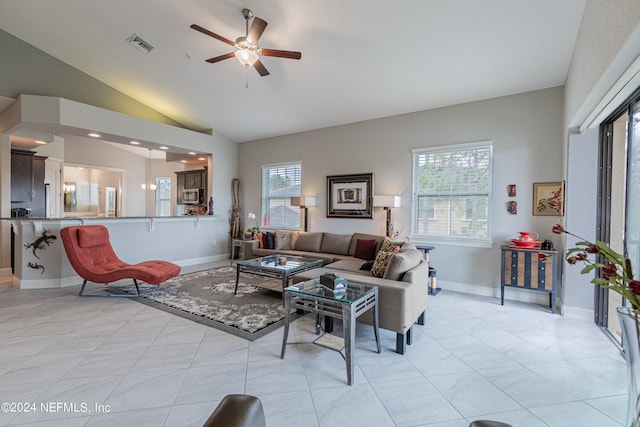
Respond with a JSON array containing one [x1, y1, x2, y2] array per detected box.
[[24, 229, 57, 259], [27, 262, 45, 274]]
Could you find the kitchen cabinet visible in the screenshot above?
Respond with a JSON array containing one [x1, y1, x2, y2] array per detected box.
[[500, 246, 559, 313], [185, 171, 203, 189], [11, 150, 33, 202], [176, 168, 207, 204], [11, 150, 47, 217], [176, 173, 185, 204]]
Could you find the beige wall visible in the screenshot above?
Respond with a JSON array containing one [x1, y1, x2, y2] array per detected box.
[[239, 87, 565, 299]]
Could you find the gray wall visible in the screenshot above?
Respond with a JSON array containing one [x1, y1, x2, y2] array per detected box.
[[239, 87, 566, 301]]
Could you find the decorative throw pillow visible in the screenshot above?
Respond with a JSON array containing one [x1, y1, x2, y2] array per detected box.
[[360, 260, 375, 271], [265, 232, 275, 249], [371, 250, 395, 278], [275, 230, 292, 250], [354, 238, 377, 260], [255, 232, 265, 248], [379, 238, 401, 254]]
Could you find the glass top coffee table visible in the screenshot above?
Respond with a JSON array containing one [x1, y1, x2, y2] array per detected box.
[[234, 254, 324, 295], [280, 277, 381, 385]]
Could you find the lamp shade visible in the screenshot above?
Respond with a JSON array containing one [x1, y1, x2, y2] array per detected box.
[[290, 196, 316, 207], [373, 195, 401, 208]]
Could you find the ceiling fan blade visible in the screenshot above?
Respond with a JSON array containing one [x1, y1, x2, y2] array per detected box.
[[254, 59, 270, 76], [191, 24, 235, 46], [261, 48, 302, 60], [205, 52, 235, 63], [247, 17, 267, 44]]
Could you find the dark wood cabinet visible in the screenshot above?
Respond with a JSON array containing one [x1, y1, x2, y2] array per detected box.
[[31, 156, 46, 217], [185, 171, 203, 189], [176, 173, 185, 204], [11, 150, 33, 202], [176, 168, 207, 204], [11, 150, 47, 217]]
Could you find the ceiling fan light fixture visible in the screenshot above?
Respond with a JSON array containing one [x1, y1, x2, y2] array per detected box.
[[235, 48, 259, 67]]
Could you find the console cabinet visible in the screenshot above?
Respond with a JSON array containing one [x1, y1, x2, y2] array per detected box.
[[500, 246, 559, 313]]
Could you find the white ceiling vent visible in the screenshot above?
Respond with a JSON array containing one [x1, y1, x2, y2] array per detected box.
[[126, 34, 154, 54]]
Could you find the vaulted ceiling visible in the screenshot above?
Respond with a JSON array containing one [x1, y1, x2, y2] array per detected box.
[[0, 0, 586, 143]]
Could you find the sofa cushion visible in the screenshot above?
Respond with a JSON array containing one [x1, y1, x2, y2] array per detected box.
[[371, 250, 395, 278], [354, 238, 377, 260], [320, 233, 351, 255], [348, 233, 385, 256], [275, 230, 293, 250], [384, 244, 423, 280], [294, 232, 323, 252]]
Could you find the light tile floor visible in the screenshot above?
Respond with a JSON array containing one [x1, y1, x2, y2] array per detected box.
[[0, 263, 628, 427]]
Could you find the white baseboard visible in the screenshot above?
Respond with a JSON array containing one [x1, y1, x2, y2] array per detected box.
[[176, 255, 226, 266], [561, 305, 594, 320], [439, 280, 563, 313], [14, 275, 82, 289]]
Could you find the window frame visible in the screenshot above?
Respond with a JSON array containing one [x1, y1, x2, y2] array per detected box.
[[261, 161, 302, 229], [410, 141, 493, 247]]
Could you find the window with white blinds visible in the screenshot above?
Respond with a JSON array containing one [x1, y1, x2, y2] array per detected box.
[[261, 162, 301, 229], [412, 142, 492, 240]]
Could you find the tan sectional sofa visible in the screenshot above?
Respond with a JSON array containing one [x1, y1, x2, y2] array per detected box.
[[241, 231, 429, 354]]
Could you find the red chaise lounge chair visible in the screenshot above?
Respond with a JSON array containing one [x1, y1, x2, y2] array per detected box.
[[60, 225, 181, 296]]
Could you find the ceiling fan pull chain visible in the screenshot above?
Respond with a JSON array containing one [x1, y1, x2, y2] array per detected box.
[[245, 67, 250, 88]]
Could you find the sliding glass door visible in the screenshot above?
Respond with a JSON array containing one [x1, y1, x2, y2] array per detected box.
[[597, 92, 640, 344]]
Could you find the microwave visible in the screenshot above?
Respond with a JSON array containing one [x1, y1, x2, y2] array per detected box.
[[183, 189, 201, 205]]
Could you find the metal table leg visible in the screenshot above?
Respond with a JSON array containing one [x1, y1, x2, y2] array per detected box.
[[280, 291, 292, 358]]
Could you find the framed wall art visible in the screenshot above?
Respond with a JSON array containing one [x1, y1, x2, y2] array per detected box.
[[533, 181, 565, 216], [327, 173, 374, 218]]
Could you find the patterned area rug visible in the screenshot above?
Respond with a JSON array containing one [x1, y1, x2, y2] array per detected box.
[[120, 266, 296, 341]]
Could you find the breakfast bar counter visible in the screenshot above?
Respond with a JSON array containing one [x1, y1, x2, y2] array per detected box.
[[2, 216, 225, 289]]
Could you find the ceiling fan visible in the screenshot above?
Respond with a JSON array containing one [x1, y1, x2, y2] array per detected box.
[[191, 8, 301, 77]]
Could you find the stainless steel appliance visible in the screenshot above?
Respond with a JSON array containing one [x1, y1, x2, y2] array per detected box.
[[183, 188, 201, 205]]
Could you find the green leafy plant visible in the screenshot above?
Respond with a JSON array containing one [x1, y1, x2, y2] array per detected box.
[[553, 223, 640, 315]]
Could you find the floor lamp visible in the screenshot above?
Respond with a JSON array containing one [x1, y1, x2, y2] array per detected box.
[[373, 195, 401, 238], [291, 196, 316, 232]]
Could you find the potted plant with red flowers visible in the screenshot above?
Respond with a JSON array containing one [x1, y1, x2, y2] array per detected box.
[[553, 223, 640, 426]]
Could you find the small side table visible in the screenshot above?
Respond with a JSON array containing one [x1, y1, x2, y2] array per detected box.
[[281, 278, 380, 385], [230, 238, 246, 264], [414, 244, 440, 295]]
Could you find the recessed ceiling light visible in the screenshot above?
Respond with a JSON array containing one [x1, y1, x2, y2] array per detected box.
[[129, 140, 141, 145], [77, 167, 84, 170], [180, 160, 187, 163], [35, 140, 47, 145], [159, 146, 169, 150], [198, 157, 206, 161], [188, 152, 196, 155], [88, 133, 101, 138]]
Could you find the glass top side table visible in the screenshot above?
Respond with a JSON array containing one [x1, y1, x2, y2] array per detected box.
[[280, 277, 381, 385]]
